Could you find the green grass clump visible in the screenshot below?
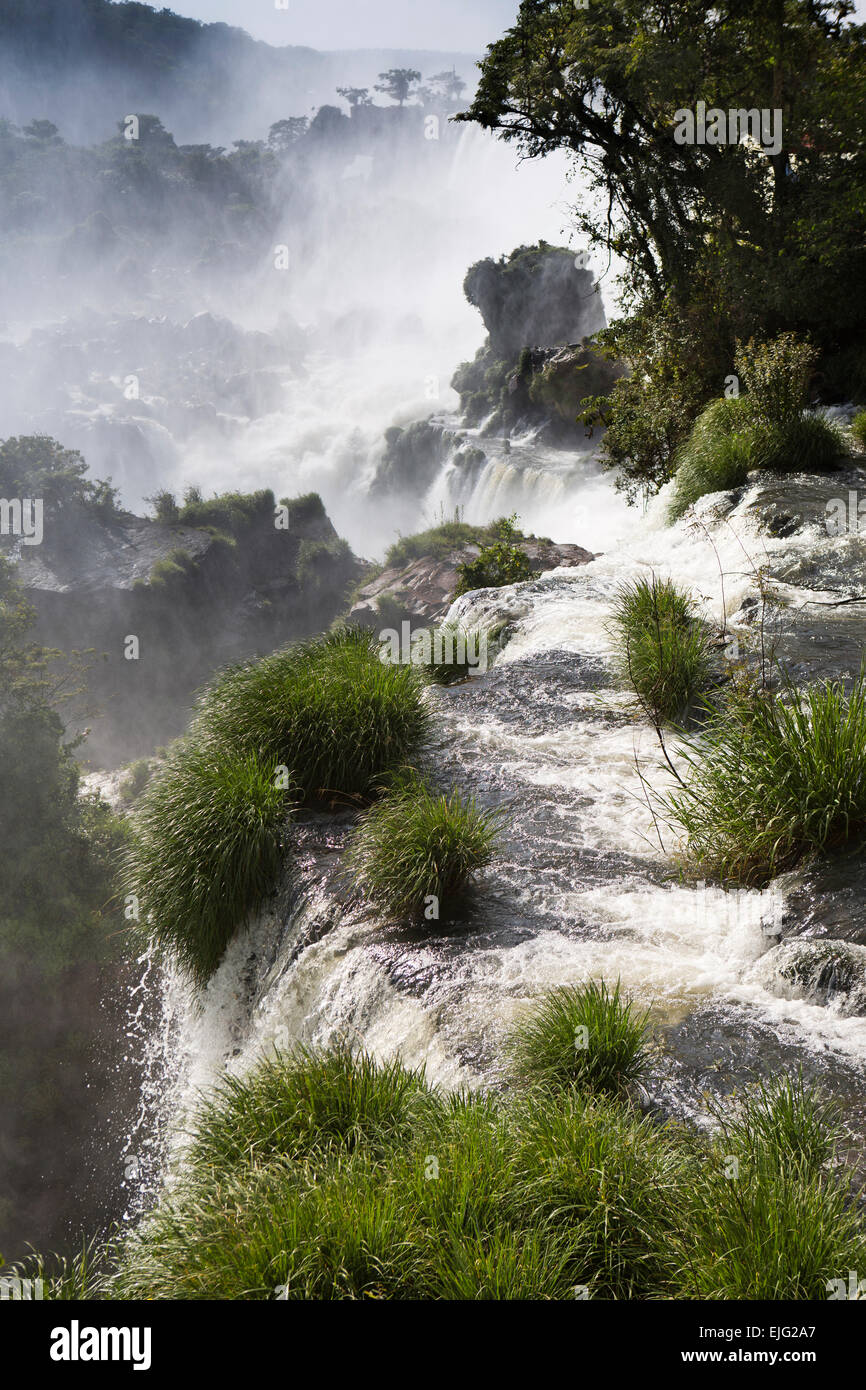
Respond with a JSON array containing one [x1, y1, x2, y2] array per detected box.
[[107, 1031, 865, 1301], [193, 627, 430, 802], [508, 1088, 693, 1298], [346, 776, 502, 921], [124, 743, 292, 985], [609, 574, 715, 724], [509, 980, 650, 1097], [384, 520, 498, 571], [187, 1045, 430, 1171], [663, 674, 866, 884], [851, 408, 866, 448], [678, 1075, 864, 1299], [669, 398, 845, 521], [177, 488, 276, 535], [668, 397, 754, 520], [417, 621, 489, 685]]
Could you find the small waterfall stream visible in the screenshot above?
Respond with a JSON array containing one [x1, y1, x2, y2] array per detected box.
[[130, 448, 866, 1203]]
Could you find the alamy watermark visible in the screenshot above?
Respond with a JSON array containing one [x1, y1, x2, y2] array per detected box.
[[0, 497, 43, 545], [826, 491, 866, 535], [0, 1275, 44, 1300], [673, 103, 783, 157], [378, 621, 489, 674]]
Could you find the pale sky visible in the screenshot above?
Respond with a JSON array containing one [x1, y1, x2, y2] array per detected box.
[[142, 0, 521, 51], [139, 0, 866, 53]]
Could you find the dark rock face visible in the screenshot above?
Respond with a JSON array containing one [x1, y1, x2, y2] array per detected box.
[[348, 538, 597, 629], [451, 244, 619, 444], [10, 499, 363, 766], [463, 244, 606, 357]]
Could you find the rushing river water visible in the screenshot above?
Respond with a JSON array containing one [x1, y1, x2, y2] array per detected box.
[[125, 434, 866, 1215]]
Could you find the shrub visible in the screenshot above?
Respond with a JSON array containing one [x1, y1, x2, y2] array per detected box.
[[735, 332, 817, 427], [280, 492, 327, 527], [663, 674, 866, 884], [145, 489, 180, 524], [177, 488, 275, 535], [851, 409, 866, 448], [609, 575, 715, 724], [346, 776, 502, 921], [455, 514, 531, 596], [187, 1046, 430, 1172], [119, 758, 152, 805], [668, 397, 754, 520], [384, 518, 493, 570], [124, 743, 292, 985], [106, 1044, 863, 1301], [193, 627, 430, 802], [509, 981, 650, 1097]]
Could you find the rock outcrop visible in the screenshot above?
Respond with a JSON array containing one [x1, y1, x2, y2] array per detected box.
[[10, 493, 363, 765], [348, 537, 597, 629]]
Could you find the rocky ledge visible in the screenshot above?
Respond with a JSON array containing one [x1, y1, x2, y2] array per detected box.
[[349, 538, 597, 628]]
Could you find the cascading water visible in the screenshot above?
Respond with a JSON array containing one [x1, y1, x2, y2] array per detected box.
[[132, 451, 866, 1201]]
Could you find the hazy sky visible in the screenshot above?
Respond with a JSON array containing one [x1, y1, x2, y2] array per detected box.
[[141, 0, 866, 53], [144, 0, 521, 51]]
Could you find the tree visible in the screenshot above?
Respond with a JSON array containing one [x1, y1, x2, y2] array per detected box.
[[428, 69, 467, 106], [374, 69, 422, 107], [268, 118, 309, 151], [461, 0, 866, 496], [336, 87, 372, 109], [460, 1, 866, 330], [23, 120, 62, 144]]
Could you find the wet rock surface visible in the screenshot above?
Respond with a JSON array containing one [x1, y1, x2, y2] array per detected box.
[[349, 538, 597, 627]]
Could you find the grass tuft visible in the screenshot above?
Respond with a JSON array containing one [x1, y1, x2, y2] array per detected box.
[[192, 626, 430, 802], [124, 743, 292, 985], [509, 980, 650, 1097], [609, 574, 715, 724], [663, 674, 866, 884], [187, 1045, 431, 1172], [346, 775, 503, 921]]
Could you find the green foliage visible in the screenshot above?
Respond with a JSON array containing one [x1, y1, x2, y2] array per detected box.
[[346, 775, 503, 921], [280, 492, 327, 527], [146, 489, 180, 524], [851, 409, 866, 448], [119, 758, 153, 806], [455, 514, 531, 596], [582, 299, 728, 501], [669, 341, 846, 518], [663, 674, 866, 885], [667, 397, 754, 520], [0, 435, 118, 516], [384, 518, 496, 570], [0, 555, 127, 1260], [148, 549, 196, 589], [123, 629, 431, 982], [124, 743, 291, 986], [463, 4, 866, 500], [609, 575, 715, 724], [193, 627, 430, 802], [509, 981, 650, 1097], [680, 1076, 863, 1299], [418, 621, 488, 685], [736, 333, 818, 428], [187, 1046, 430, 1172], [178, 488, 276, 535]]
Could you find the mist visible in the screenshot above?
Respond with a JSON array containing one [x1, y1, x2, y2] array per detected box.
[[0, 21, 601, 560]]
